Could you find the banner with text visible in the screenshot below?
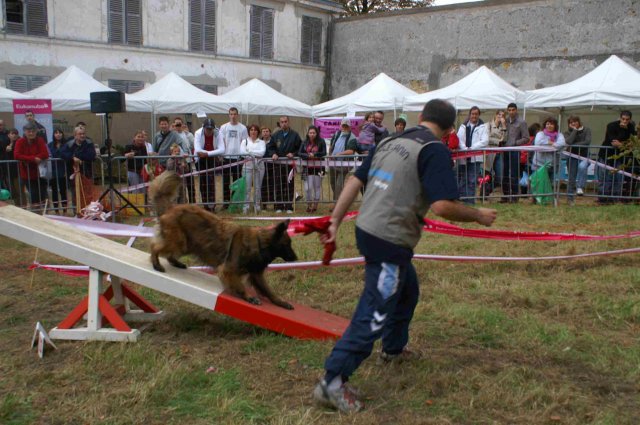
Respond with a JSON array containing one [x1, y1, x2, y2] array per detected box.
[[13, 99, 53, 141], [314, 116, 365, 139]]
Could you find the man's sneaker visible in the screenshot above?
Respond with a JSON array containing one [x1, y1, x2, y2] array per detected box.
[[286, 209, 293, 214], [275, 209, 283, 213], [377, 347, 422, 365], [576, 188, 584, 196], [312, 379, 363, 413]]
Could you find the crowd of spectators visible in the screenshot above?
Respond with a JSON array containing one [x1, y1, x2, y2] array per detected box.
[[0, 105, 638, 215]]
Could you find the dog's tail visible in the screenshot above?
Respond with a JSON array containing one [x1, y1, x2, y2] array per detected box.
[[149, 171, 183, 217]]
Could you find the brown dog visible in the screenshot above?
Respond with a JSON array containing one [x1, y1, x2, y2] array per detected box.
[[149, 171, 296, 309]]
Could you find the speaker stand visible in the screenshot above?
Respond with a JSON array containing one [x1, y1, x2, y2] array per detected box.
[[97, 113, 143, 221]]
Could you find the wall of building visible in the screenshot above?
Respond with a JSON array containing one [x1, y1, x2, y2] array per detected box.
[[330, 0, 640, 96], [0, 0, 340, 103]]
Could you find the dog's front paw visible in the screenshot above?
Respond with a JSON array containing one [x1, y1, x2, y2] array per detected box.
[[247, 296, 262, 305], [153, 263, 166, 273], [278, 301, 294, 310], [168, 258, 187, 269]]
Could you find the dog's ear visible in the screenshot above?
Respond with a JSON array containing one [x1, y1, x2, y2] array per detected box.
[[274, 220, 290, 237]]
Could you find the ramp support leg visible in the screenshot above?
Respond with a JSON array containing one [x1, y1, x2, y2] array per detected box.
[[49, 268, 141, 342]]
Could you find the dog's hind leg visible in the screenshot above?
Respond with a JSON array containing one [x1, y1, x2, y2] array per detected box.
[[168, 257, 187, 269], [150, 241, 166, 272], [249, 273, 293, 310], [219, 267, 261, 306]]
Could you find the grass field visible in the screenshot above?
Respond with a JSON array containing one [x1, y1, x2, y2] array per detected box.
[[1, 202, 639, 424]]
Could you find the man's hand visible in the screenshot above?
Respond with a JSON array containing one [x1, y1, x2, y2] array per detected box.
[[475, 208, 497, 227], [286, 153, 294, 159], [272, 154, 278, 160], [612, 140, 622, 148], [125, 152, 135, 158], [320, 219, 339, 244], [34, 157, 42, 165]]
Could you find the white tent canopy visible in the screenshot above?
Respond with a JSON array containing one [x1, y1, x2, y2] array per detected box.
[[0, 86, 30, 112], [403, 66, 524, 112], [216, 79, 312, 117], [313, 73, 417, 116], [524, 55, 640, 108], [126, 72, 229, 113], [25, 65, 114, 111]]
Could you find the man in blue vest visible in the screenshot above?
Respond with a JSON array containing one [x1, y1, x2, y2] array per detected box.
[[313, 99, 497, 413]]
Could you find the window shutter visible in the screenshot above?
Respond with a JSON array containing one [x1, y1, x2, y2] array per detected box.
[[109, 0, 124, 44], [249, 6, 262, 58], [126, 0, 142, 46], [7, 75, 29, 93], [29, 75, 51, 90], [300, 16, 311, 64], [25, 0, 48, 37], [194, 84, 218, 95], [203, 0, 216, 53], [189, 0, 203, 51], [311, 18, 322, 65], [6, 75, 50, 93], [5, 0, 25, 34], [261, 8, 274, 60]]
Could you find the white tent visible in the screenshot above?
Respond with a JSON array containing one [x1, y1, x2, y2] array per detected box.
[[403, 66, 524, 112], [0, 86, 30, 112], [126, 72, 229, 113], [524, 55, 640, 108], [216, 79, 312, 117], [312, 73, 417, 117], [25, 65, 114, 111]]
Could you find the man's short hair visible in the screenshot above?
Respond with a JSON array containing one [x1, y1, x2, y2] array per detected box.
[[74, 126, 85, 135], [470, 106, 481, 115], [507, 103, 517, 110], [25, 110, 33, 115], [394, 117, 406, 127], [23, 122, 37, 131], [75, 121, 87, 127], [620, 110, 632, 119], [158, 116, 170, 124], [229, 107, 239, 114], [421, 99, 456, 131], [375, 111, 384, 116], [173, 117, 183, 123]]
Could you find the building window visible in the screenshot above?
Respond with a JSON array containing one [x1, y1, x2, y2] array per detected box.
[[5, 0, 48, 37], [249, 5, 274, 60], [108, 0, 142, 46], [189, 0, 216, 54], [300, 16, 322, 66], [193, 84, 218, 95], [108, 79, 144, 94], [6, 74, 51, 93]]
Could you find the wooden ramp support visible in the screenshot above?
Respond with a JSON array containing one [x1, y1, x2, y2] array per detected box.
[[0, 203, 348, 342]]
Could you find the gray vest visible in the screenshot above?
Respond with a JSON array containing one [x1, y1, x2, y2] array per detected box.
[[356, 129, 438, 249]]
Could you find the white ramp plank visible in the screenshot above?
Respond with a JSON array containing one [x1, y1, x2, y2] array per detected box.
[[0, 204, 223, 310]]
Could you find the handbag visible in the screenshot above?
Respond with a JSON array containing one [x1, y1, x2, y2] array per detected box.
[[38, 159, 52, 180], [519, 170, 529, 187]]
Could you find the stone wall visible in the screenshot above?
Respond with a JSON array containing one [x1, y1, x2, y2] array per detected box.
[[330, 0, 640, 96]]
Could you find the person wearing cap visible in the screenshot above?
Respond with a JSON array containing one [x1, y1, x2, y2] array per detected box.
[[13, 122, 49, 208], [312, 99, 497, 413], [194, 118, 225, 211], [328, 118, 358, 207]]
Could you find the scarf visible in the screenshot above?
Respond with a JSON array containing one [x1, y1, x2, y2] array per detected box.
[[543, 128, 557, 142]]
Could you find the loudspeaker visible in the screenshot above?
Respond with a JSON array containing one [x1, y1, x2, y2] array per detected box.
[[90, 91, 126, 113]]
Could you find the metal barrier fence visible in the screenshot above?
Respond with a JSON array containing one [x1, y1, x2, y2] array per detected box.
[[1, 146, 637, 216], [453, 145, 640, 205]]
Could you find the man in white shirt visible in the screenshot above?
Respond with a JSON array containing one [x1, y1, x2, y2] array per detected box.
[[219, 107, 248, 209], [194, 118, 225, 211], [456, 106, 488, 204]]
